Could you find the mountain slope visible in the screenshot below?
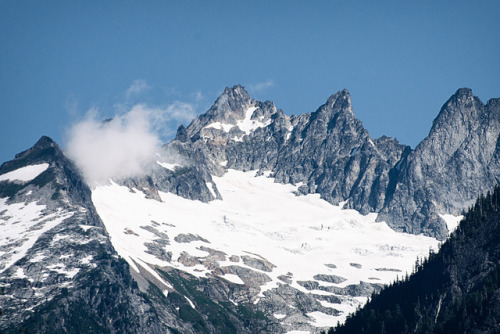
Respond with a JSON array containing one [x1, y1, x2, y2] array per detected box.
[[93, 169, 438, 332], [176, 86, 407, 217], [330, 186, 500, 333], [163, 86, 500, 239], [379, 88, 500, 238], [1, 86, 499, 333], [0, 137, 167, 333]]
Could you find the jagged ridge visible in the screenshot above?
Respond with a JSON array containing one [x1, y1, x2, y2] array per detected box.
[[164, 85, 500, 239]]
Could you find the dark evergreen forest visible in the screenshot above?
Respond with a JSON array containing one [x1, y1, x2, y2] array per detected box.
[[327, 185, 500, 334]]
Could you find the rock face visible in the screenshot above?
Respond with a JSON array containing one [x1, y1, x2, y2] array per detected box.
[[170, 86, 408, 217], [1, 85, 499, 333], [0, 137, 281, 333], [379, 88, 500, 237], [0, 137, 168, 332], [162, 85, 500, 239]]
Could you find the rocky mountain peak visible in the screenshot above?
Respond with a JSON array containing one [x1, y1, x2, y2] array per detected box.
[[15, 135, 58, 158], [175, 124, 189, 143], [183, 85, 278, 142], [1, 136, 63, 174], [378, 87, 500, 239], [211, 84, 253, 118], [323, 89, 353, 115], [453, 87, 474, 99], [425, 83, 481, 141], [290, 89, 357, 140], [0, 136, 167, 332], [486, 97, 500, 110], [222, 84, 250, 100], [32, 135, 57, 149], [326, 88, 350, 104]]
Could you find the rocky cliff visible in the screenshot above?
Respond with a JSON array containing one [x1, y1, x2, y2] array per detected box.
[[0, 137, 167, 333], [161, 85, 500, 240], [1, 85, 499, 333], [379, 88, 500, 237]]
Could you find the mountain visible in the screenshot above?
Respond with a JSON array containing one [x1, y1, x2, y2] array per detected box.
[[0, 86, 498, 333], [378, 88, 500, 238], [329, 186, 500, 333], [164, 85, 500, 240], [0, 137, 167, 333]]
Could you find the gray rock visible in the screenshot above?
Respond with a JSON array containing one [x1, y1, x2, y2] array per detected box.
[[4, 84, 500, 333], [0, 136, 168, 333], [313, 274, 347, 284], [163, 85, 500, 240], [174, 233, 209, 244], [241, 255, 276, 272], [378, 88, 500, 239]]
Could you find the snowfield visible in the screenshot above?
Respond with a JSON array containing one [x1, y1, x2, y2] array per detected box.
[[92, 169, 442, 326], [203, 106, 272, 140], [0, 163, 49, 182], [0, 198, 73, 274]]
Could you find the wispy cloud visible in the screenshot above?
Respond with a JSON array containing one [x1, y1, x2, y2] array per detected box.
[[65, 80, 206, 184], [191, 91, 204, 102], [66, 106, 159, 184], [131, 101, 197, 137], [65, 100, 198, 184], [126, 79, 151, 99], [248, 79, 275, 93]]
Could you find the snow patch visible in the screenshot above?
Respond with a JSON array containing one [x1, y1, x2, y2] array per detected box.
[[46, 264, 80, 278], [79, 224, 94, 232], [235, 107, 270, 134], [13, 267, 27, 279], [221, 273, 245, 285], [92, 169, 439, 325], [203, 107, 271, 136], [185, 296, 196, 309], [204, 121, 234, 132], [206, 182, 217, 198], [0, 199, 73, 273], [307, 311, 339, 327], [0, 163, 49, 183], [440, 213, 463, 234], [157, 161, 180, 171], [80, 255, 94, 265]]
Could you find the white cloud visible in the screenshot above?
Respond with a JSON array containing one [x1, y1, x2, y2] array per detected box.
[[248, 79, 275, 92], [126, 79, 151, 99], [65, 101, 198, 185], [191, 91, 204, 102], [129, 102, 197, 137], [66, 107, 159, 185], [162, 101, 197, 123]]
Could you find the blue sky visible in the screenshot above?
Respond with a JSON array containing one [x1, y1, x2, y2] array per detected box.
[[1, 0, 499, 164]]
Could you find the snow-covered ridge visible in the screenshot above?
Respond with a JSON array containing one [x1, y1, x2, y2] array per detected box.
[[203, 107, 271, 136], [0, 163, 49, 183], [0, 198, 73, 273], [92, 169, 440, 327]]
